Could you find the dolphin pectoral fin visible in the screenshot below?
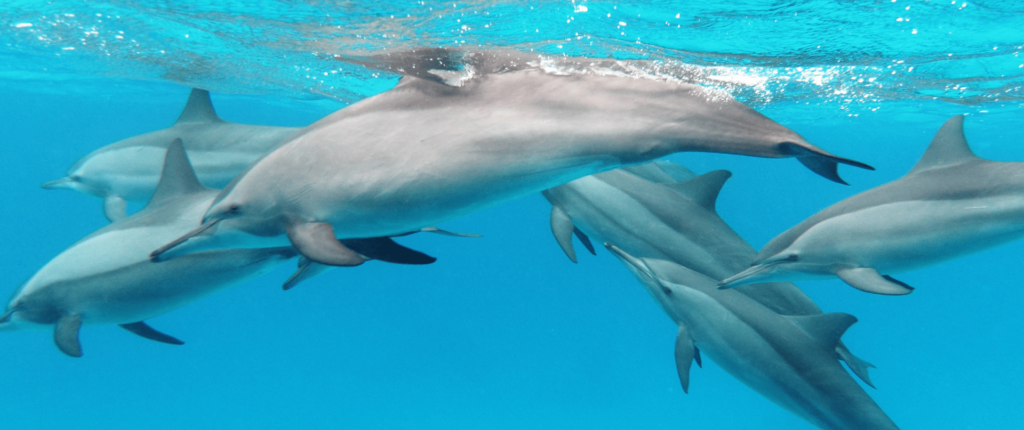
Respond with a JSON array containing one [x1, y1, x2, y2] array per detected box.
[[103, 195, 127, 223], [550, 205, 579, 263], [54, 314, 83, 358], [339, 237, 436, 265], [282, 257, 335, 290], [836, 268, 914, 295], [836, 342, 877, 389], [782, 143, 875, 185], [785, 313, 858, 352], [419, 226, 483, 237], [573, 227, 596, 256], [286, 222, 366, 267], [674, 325, 697, 394], [119, 321, 184, 345]]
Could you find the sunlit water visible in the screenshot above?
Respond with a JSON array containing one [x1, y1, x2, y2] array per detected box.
[[1, 1, 1022, 429]]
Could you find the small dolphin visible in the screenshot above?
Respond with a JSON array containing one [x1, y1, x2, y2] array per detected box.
[[42, 88, 301, 222], [153, 59, 871, 266], [606, 245, 899, 430], [720, 115, 1021, 295], [542, 161, 874, 386]]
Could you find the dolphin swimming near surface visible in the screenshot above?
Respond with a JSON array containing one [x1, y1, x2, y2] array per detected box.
[[606, 244, 899, 430], [152, 57, 872, 267], [720, 115, 1022, 295], [4, 139, 432, 357], [41, 88, 302, 222], [542, 161, 875, 386]]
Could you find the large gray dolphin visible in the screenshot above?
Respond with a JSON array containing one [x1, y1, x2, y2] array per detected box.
[[152, 58, 872, 267], [542, 161, 875, 386], [41, 89, 302, 222], [606, 245, 899, 430], [720, 115, 1018, 295]]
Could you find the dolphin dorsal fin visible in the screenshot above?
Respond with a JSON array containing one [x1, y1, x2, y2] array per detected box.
[[145, 139, 207, 208], [665, 170, 732, 212], [785, 313, 858, 352], [909, 115, 979, 174], [174, 88, 221, 124]]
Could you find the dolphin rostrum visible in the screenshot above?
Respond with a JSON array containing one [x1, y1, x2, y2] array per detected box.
[[606, 244, 899, 430], [720, 115, 1019, 295], [152, 58, 872, 266], [4, 139, 431, 357], [41, 88, 302, 222], [542, 161, 874, 386]]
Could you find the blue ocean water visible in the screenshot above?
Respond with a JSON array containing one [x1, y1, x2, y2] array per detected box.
[[1, 1, 1023, 429]]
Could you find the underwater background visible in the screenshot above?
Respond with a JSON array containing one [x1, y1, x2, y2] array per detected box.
[[1, 1, 1023, 428]]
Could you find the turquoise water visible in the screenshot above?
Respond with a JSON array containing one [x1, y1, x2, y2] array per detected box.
[[2, 1, 1023, 429]]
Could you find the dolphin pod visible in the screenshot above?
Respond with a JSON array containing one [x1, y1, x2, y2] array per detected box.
[[720, 115, 1021, 295], [41, 88, 302, 222], [606, 245, 899, 430], [541, 161, 876, 387], [150, 56, 872, 267]]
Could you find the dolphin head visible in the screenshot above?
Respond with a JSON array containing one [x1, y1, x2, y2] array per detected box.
[[718, 252, 807, 288], [41, 171, 108, 198], [604, 243, 683, 304]]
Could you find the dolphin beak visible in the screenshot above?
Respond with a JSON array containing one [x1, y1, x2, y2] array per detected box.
[[604, 243, 657, 280], [150, 218, 222, 262], [718, 263, 778, 289], [41, 177, 75, 190]]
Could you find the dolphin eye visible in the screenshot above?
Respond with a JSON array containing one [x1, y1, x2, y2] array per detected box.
[[227, 204, 242, 215], [785, 254, 799, 262], [660, 286, 673, 296]]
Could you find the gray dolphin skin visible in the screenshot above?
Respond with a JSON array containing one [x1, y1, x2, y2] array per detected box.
[[541, 161, 875, 386], [152, 55, 872, 267], [41, 88, 301, 222], [606, 245, 899, 430], [2, 139, 299, 357], [720, 115, 1021, 295]]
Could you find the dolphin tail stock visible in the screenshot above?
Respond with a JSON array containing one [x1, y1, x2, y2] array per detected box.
[[781, 142, 875, 185], [282, 257, 335, 290], [54, 314, 83, 358], [549, 206, 596, 263], [836, 268, 914, 295], [120, 321, 185, 345]]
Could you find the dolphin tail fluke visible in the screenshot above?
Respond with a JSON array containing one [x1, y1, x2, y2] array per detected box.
[[282, 257, 335, 290], [340, 237, 436, 265], [836, 342, 877, 389], [837, 268, 914, 295], [119, 321, 185, 345], [674, 324, 698, 394], [550, 206, 580, 263], [782, 143, 875, 185], [286, 222, 367, 267], [54, 314, 83, 358], [103, 195, 127, 223]]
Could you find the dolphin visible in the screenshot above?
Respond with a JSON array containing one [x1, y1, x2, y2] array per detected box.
[[542, 161, 875, 386], [720, 115, 1021, 295], [152, 58, 872, 267], [41, 88, 302, 222], [4, 139, 430, 357], [606, 244, 899, 430]]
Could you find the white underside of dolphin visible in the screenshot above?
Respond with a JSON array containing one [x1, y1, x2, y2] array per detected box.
[[153, 57, 872, 267], [42, 88, 301, 222], [721, 115, 1024, 295]]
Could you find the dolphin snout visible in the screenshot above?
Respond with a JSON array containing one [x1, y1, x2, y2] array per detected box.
[[41, 177, 75, 190], [718, 263, 779, 289]]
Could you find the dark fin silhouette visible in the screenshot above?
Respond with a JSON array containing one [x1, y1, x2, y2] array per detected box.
[[103, 195, 127, 223], [674, 324, 697, 394], [909, 115, 979, 174], [666, 170, 732, 212], [573, 227, 596, 256], [786, 313, 858, 352], [286, 222, 366, 267], [550, 205, 578, 263], [339, 237, 436, 265], [282, 257, 335, 290], [836, 268, 914, 295], [151, 218, 221, 261], [174, 88, 221, 124], [836, 343, 876, 389], [119, 321, 184, 345], [782, 143, 875, 185], [145, 138, 207, 210], [54, 314, 83, 358], [694, 346, 702, 368]]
